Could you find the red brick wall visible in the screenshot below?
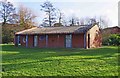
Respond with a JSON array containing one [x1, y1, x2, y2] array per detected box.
[[28, 35, 34, 47], [48, 34, 65, 48], [72, 34, 84, 48], [18, 34, 85, 48], [57, 35, 65, 48], [102, 27, 120, 35]]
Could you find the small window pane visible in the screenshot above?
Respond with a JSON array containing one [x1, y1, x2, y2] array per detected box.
[[23, 37, 26, 43], [40, 36, 45, 40]]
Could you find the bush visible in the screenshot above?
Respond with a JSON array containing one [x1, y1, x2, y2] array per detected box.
[[102, 38, 109, 45], [108, 34, 120, 46], [2, 26, 15, 44], [102, 34, 120, 46]]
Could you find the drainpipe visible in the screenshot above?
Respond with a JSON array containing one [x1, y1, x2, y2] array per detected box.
[[70, 34, 72, 48], [84, 32, 86, 49], [17, 35, 20, 46], [57, 34, 59, 47], [46, 35, 48, 48]]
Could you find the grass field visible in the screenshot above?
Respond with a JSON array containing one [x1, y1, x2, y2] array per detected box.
[[1, 44, 119, 76]]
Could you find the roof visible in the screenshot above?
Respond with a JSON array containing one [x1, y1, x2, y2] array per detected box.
[[103, 26, 120, 30], [16, 24, 97, 35], [102, 26, 120, 34]]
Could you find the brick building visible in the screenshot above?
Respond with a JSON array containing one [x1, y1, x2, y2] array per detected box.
[[102, 26, 120, 35], [15, 24, 102, 49]]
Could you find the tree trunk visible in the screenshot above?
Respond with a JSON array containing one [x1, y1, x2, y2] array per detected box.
[[2, 19, 6, 26], [49, 11, 51, 27]]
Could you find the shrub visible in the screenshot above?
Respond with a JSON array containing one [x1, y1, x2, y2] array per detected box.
[[2, 26, 15, 44], [102, 34, 120, 46], [108, 34, 120, 46]]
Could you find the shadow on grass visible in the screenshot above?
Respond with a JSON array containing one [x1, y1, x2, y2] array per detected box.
[[2, 44, 119, 75], [2, 44, 118, 57]]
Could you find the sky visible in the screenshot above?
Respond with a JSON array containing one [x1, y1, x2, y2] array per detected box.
[[5, 0, 120, 26]]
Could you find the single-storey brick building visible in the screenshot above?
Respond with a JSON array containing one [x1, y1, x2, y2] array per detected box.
[[15, 23, 102, 49], [102, 26, 120, 35]]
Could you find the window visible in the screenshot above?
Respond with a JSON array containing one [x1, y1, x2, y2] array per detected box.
[[34, 35, 38, 47], [23, 37, 26, 43], [18, 36, 21, 45], [40, 35, 45, 41]]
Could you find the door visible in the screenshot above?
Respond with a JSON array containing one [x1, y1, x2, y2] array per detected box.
[[88, 34, 90, 48], [66, 34, 72, 48], [18, 35, 20, 45], [34, 35, 38, 47]]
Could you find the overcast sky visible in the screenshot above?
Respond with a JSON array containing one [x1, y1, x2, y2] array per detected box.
[[7, 0, 119, 27]]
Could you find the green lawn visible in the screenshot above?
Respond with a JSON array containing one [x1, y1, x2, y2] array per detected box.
[[1, 44, 119, 76]]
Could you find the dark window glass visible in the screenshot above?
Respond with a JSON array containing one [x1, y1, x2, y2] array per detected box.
[[40, 36, 45, 40]]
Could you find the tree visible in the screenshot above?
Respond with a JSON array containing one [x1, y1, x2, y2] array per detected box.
[[2, 25, 14, 43], [89, 16, 109, 29], [40, 1, 56, 27], [79, 18, 85, 25], [53, 9, 65, 27], [16, 5, 36, 29], [57, 9, 64, 26], [79, 17, 95, 25], [89, 18, 97, 25], [70, 17, 75, 26], [102, 34, 120, 46], [69, 15, 79, 26], [79, 16, 109, 29], [0, 0, 16, 25], [98, 16, 109, 29]]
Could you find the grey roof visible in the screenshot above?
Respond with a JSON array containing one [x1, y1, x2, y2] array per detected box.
[[16, 25, 95, 35]]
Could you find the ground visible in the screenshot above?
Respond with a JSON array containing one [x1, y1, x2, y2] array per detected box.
[[1, 44, 119, 76]]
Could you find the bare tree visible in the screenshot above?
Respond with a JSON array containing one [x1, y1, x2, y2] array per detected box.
[[89, 16, 109, 29], [0, 0, 16, 25], [79, 18, 85, 25], [83, 17, 92, 25], [16, 5, 36, 29], [57, 9, 64, 25], [69, 15, 79, 26], [98, 16, 109, 29], [62, 18, 68, 26], [79, 16, 109, 29], [53, 9, 65, 27], [40, 1, 56, 27]]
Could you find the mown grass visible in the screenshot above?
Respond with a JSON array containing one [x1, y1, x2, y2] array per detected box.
[[1, 44, 119, 76]]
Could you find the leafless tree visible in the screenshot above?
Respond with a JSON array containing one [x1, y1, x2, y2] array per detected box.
[[0, 0, 16, 25], [98, 16, 109, 29], [57, 9, 64, 26], [79, 16, 109, 29], [69, 15, 79, 26]]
